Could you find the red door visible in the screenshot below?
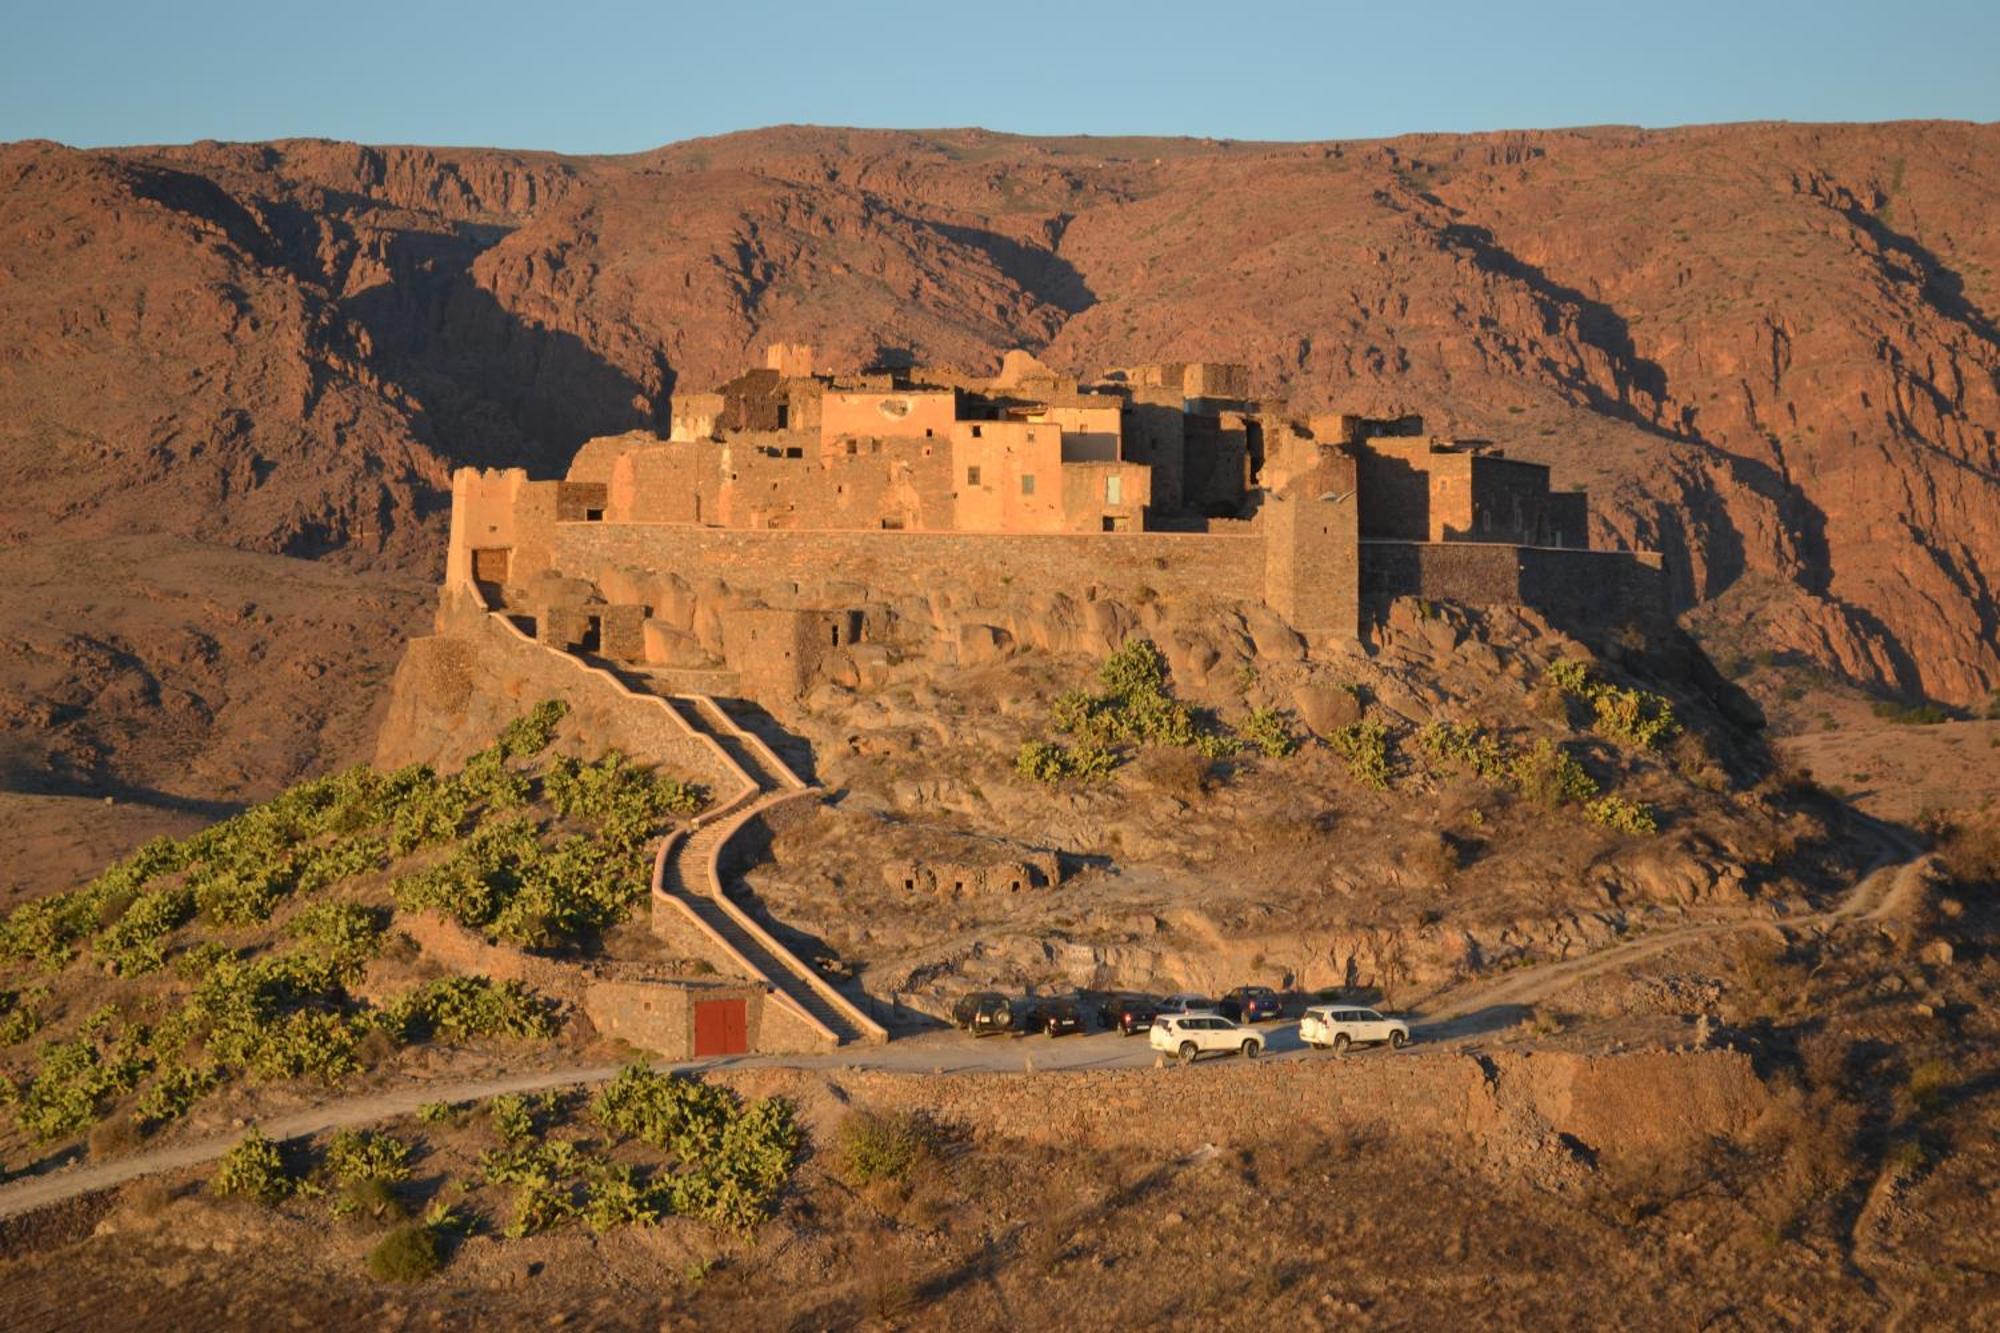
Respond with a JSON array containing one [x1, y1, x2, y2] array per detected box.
[[693, 999, 749, 1056]]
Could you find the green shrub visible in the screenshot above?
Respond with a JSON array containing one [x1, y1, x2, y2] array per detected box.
[[212, 1127, 294, 1203], [488, 1093, 538, 1145], [1585, 795, 1659, 834], [1510, 738, 1598, 808], [837, 1110, 938, 1185], [589, 1063, 800, 1232], [1329, 719, 1393, 790], [97, 885, 197, 976], [377, 977, 555, 1044], [1415, 720, 1512, 781], [367, 1222, 442, 1282], [135, 1057, 222, 1128], [1872, 700, 1951, 726], [1544, 659, 1594, 696], [326, 1128, 412, 1187], [288, 902, 386, 978], [14, 1030, 146, 1142], [1240, 706, 1298, 759], [1591, 686, 1679, 750], [481, 1134, 590, 1236], [584, 1161, 663, 1232], [418, 1100, 458, 1124], [497, 699, 569, 759], [0, 985, 49, 1046]]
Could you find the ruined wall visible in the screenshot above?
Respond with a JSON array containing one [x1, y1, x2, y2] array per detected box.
[[1468, 456, 1583, 547], [1360, 541, 1670, 626], [374, 588, 746, 797], [1182, 412, 1250, 514], [549, 523, 1267, 611]]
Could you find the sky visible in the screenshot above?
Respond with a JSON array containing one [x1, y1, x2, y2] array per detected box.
[[3, 0, 1997, 153]]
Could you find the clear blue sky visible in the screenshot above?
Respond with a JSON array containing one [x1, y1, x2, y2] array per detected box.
[[5, 0, 1996, 153]]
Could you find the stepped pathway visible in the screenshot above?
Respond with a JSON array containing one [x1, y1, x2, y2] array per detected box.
[[647, 690, 885, 1046]]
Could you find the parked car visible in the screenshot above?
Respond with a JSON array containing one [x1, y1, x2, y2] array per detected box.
[[1218, 986, 1285, 1024], [1150, 1013, 1265, 1064], [1299, 1005, 1410, 1053], [1155, 993, 1216, 1018], [1096, 993, 1160, 1035], [1023, 997, 1087, 1037], [951, 991, 1016, 1037]]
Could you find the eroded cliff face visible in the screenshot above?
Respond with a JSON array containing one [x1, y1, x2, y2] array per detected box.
[[2, 124, 1997, 710]]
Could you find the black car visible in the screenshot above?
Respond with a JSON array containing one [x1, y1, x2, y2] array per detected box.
[[951, 991, 1015, 1036], [1096, 993, 1159, 1035], [1023, 997, 1086, 1037], [1218, 986, 1285, 1024]]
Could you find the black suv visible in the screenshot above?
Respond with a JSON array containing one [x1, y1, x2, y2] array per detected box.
[[1023, 997, 1086, 1037], [1219, 986, 1285, 1024], [1096, 993, 1159, 1035], [951, 991, 1015, 1036]]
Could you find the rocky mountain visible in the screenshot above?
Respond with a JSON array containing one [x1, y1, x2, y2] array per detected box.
[[0, 122, 1996, 824]]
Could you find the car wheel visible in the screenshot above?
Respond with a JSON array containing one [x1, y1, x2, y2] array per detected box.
[[1390, 1030, 1408, 1050], [1333, 1033, 1351, 1056], [1178, 1041, 1198, 1066], [1241, 1040, 1259, 1059]]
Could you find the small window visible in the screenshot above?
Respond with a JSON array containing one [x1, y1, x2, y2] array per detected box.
[[924, 427, 934, 437], [1021, 474, 1036, 496], [971, 425, 983, 438], [846, 440, 858, 456], [784, 446, 803, 459], [967, 465, 982, 486], [1105, 473, 1122, 505]]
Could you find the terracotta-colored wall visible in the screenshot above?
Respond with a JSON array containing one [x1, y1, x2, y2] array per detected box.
[[949, 420, 1067, 532], [820, 389, 958, 447]]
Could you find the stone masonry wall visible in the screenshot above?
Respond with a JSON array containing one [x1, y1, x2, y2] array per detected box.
[[1359, 541, 1669, 624], [550, 523, 1267, 610]]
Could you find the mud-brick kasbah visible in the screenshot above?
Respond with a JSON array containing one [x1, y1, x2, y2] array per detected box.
[[379, 344, 1668, 1062]]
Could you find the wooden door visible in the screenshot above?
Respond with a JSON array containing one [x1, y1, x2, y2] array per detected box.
[[693, 998, 749, 1056]]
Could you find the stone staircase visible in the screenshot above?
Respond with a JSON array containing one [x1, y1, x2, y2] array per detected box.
[[648, 691, 886, 1046]]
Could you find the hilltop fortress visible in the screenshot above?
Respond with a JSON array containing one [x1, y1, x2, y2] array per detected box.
[[439, 345, 1665, 701]]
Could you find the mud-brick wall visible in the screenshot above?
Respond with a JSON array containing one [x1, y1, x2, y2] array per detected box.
[[374, 593, 747, 799], [1359, 541, 1668, 625], [550, 523, 1267, 608]]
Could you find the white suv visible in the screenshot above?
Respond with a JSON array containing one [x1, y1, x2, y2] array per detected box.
[[1150, 1013, 1264, 1064], [1300, 1005, 1410, 1054]]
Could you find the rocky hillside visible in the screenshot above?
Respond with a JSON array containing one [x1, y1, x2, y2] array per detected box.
[[1, 122, 1996, 822]]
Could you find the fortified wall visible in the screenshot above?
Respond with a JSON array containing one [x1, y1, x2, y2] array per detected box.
[[430, 346, 1668, 701]]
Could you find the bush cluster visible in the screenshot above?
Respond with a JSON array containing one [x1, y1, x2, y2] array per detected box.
[[590, 1062, 801, 1232], [836, 1109, 939, 1185], [0, 701, 580, 976], [1018, 639, 1293, 784], [1328, 718, 1393, 790], [1543, 660, 1679, 750], [212, 1127, 295, 1203]]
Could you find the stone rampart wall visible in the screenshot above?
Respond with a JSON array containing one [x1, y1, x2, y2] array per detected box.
[[550, 522, 1267, 610]]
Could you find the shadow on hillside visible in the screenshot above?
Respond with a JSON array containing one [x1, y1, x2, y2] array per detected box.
[[340, 224, 671, 477]]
